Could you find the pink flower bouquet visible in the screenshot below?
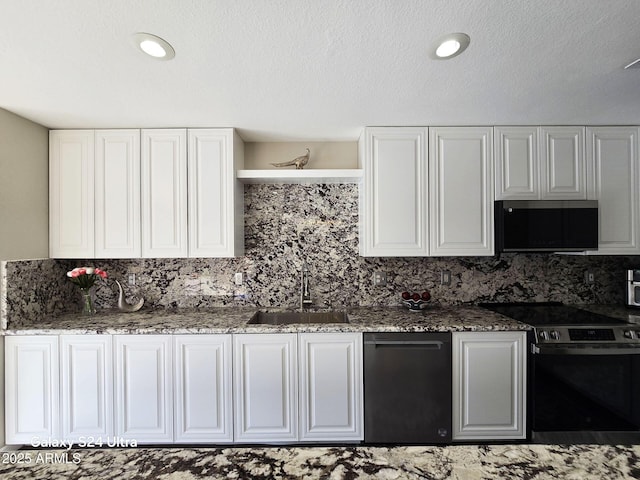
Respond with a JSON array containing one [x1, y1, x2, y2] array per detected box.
[[66, 267, 108, 289], [66, 267, 108, 315]]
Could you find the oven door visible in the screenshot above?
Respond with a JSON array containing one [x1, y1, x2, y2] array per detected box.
[[532, 345, 640, 436]]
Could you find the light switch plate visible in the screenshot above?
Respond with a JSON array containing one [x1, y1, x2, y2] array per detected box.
[[373, 272, 387, 286]]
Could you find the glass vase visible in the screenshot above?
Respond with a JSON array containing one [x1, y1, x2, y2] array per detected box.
[[80, 288, 96, 316]]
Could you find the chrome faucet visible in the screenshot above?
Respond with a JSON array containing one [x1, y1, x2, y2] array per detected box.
[[301, 262, 313, 308]]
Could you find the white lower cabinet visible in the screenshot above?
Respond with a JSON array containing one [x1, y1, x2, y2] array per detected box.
[[114, 335, 173, 443], [452, 331, 527, 441], [60, 335, 113, 442], [233, 333, 298, 443], [174, 334, 233, 443], [298, 332, 363, 442], [5, 332, 364, 445], [5, 336, 59, 444]]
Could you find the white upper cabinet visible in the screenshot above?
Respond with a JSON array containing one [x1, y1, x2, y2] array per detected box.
[[359, 127, 429, 256], [587, 127, 640, 255], [141, 129, 188, 258], [49, 130, 95, 258], [50, 128, 243, 259], [429, 127, 494, 256], [495, 126, 587, 200], [494, 127, 539, 199], [188, 129, 244, 257], [540, 127, 587, 199], [94, 130, 141, 258]]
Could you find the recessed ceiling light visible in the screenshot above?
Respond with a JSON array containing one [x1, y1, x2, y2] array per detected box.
[[430, 33, 470, 60], [133, 33, 175, 60]]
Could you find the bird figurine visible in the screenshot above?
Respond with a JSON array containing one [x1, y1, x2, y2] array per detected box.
[[114, 279, 144, 312], [270, 148, 310, 170]]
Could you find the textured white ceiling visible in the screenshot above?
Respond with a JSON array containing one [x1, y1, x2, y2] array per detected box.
[[1, 0, 639, 141]]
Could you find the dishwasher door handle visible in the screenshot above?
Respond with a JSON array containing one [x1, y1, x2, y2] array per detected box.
[[364, 339, 444, 349]]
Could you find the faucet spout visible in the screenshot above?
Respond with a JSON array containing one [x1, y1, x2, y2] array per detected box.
[[301, 262, 313, 308]]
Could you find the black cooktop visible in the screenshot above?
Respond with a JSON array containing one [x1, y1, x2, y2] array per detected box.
[[480, 302, 625, 327]]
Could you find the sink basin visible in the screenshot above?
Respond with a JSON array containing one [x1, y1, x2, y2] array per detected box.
[[248, 310, 349, 325]]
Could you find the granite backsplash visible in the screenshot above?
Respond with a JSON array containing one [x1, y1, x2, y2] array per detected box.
[[2, 184, 639, 327]]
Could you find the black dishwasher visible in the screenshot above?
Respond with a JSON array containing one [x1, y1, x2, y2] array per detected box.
[[364, 332, 452, 443]]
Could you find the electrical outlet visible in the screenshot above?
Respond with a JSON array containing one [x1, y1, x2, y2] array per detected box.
[[373, 272, 387, 286], [201, 276, 216, 295], [234, 272, 243, 286], [585, 271, 595, 284], [128, 273, 136, 286], [441, 270, 451, 286]]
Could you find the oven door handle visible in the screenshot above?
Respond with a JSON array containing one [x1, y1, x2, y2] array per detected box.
[[532, 344, 640, 355]]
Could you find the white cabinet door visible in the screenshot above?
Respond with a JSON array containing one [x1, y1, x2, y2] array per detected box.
[[174, 335, 233, 443], [298, 333, 363, 442], [60, 335, 113, 442], [114, 335, 173, 443], [452, 331, 527, 441], [494, 127, 539, 200], [49, 130, 95, 258], [188, 129, 243, 257], [233, 334, 298, 442], [540, 127, 587, 199], [94, 130, 141, 258], [359, 127, 429, 256], [587, 127, 640, 254], [429, 127, 494, 256], [5, 336, 59, 444], [141, 129, 188, 258]]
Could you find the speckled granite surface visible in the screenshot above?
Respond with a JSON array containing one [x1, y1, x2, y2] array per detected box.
[[1, 444, 638, 479], [4, 186, 640, 318], [0, 306, 530, 335], [3, 184, 640, 331]]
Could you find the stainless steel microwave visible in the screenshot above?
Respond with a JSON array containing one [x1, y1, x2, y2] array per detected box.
[[495, 200, 599, 253], [628, 269, 640, 308]]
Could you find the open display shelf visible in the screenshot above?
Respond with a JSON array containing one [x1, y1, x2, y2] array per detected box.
[[236, 169, 363, 184]]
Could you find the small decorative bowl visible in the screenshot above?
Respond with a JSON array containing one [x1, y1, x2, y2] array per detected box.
[[402, 299, 430, 311]]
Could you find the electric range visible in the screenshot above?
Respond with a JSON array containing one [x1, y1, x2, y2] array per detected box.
[[481, 302, 640, 354], [481, 302, 640, 444]]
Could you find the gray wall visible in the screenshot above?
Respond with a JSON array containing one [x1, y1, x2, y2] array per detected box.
[[0, 107, 48, 260], [0, 107, 48, 448]]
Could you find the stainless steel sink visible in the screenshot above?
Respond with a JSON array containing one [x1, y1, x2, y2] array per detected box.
[[248, 310, 349, 325]]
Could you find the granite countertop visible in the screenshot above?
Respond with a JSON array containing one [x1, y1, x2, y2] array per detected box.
[[1, 305, 531, 335]]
